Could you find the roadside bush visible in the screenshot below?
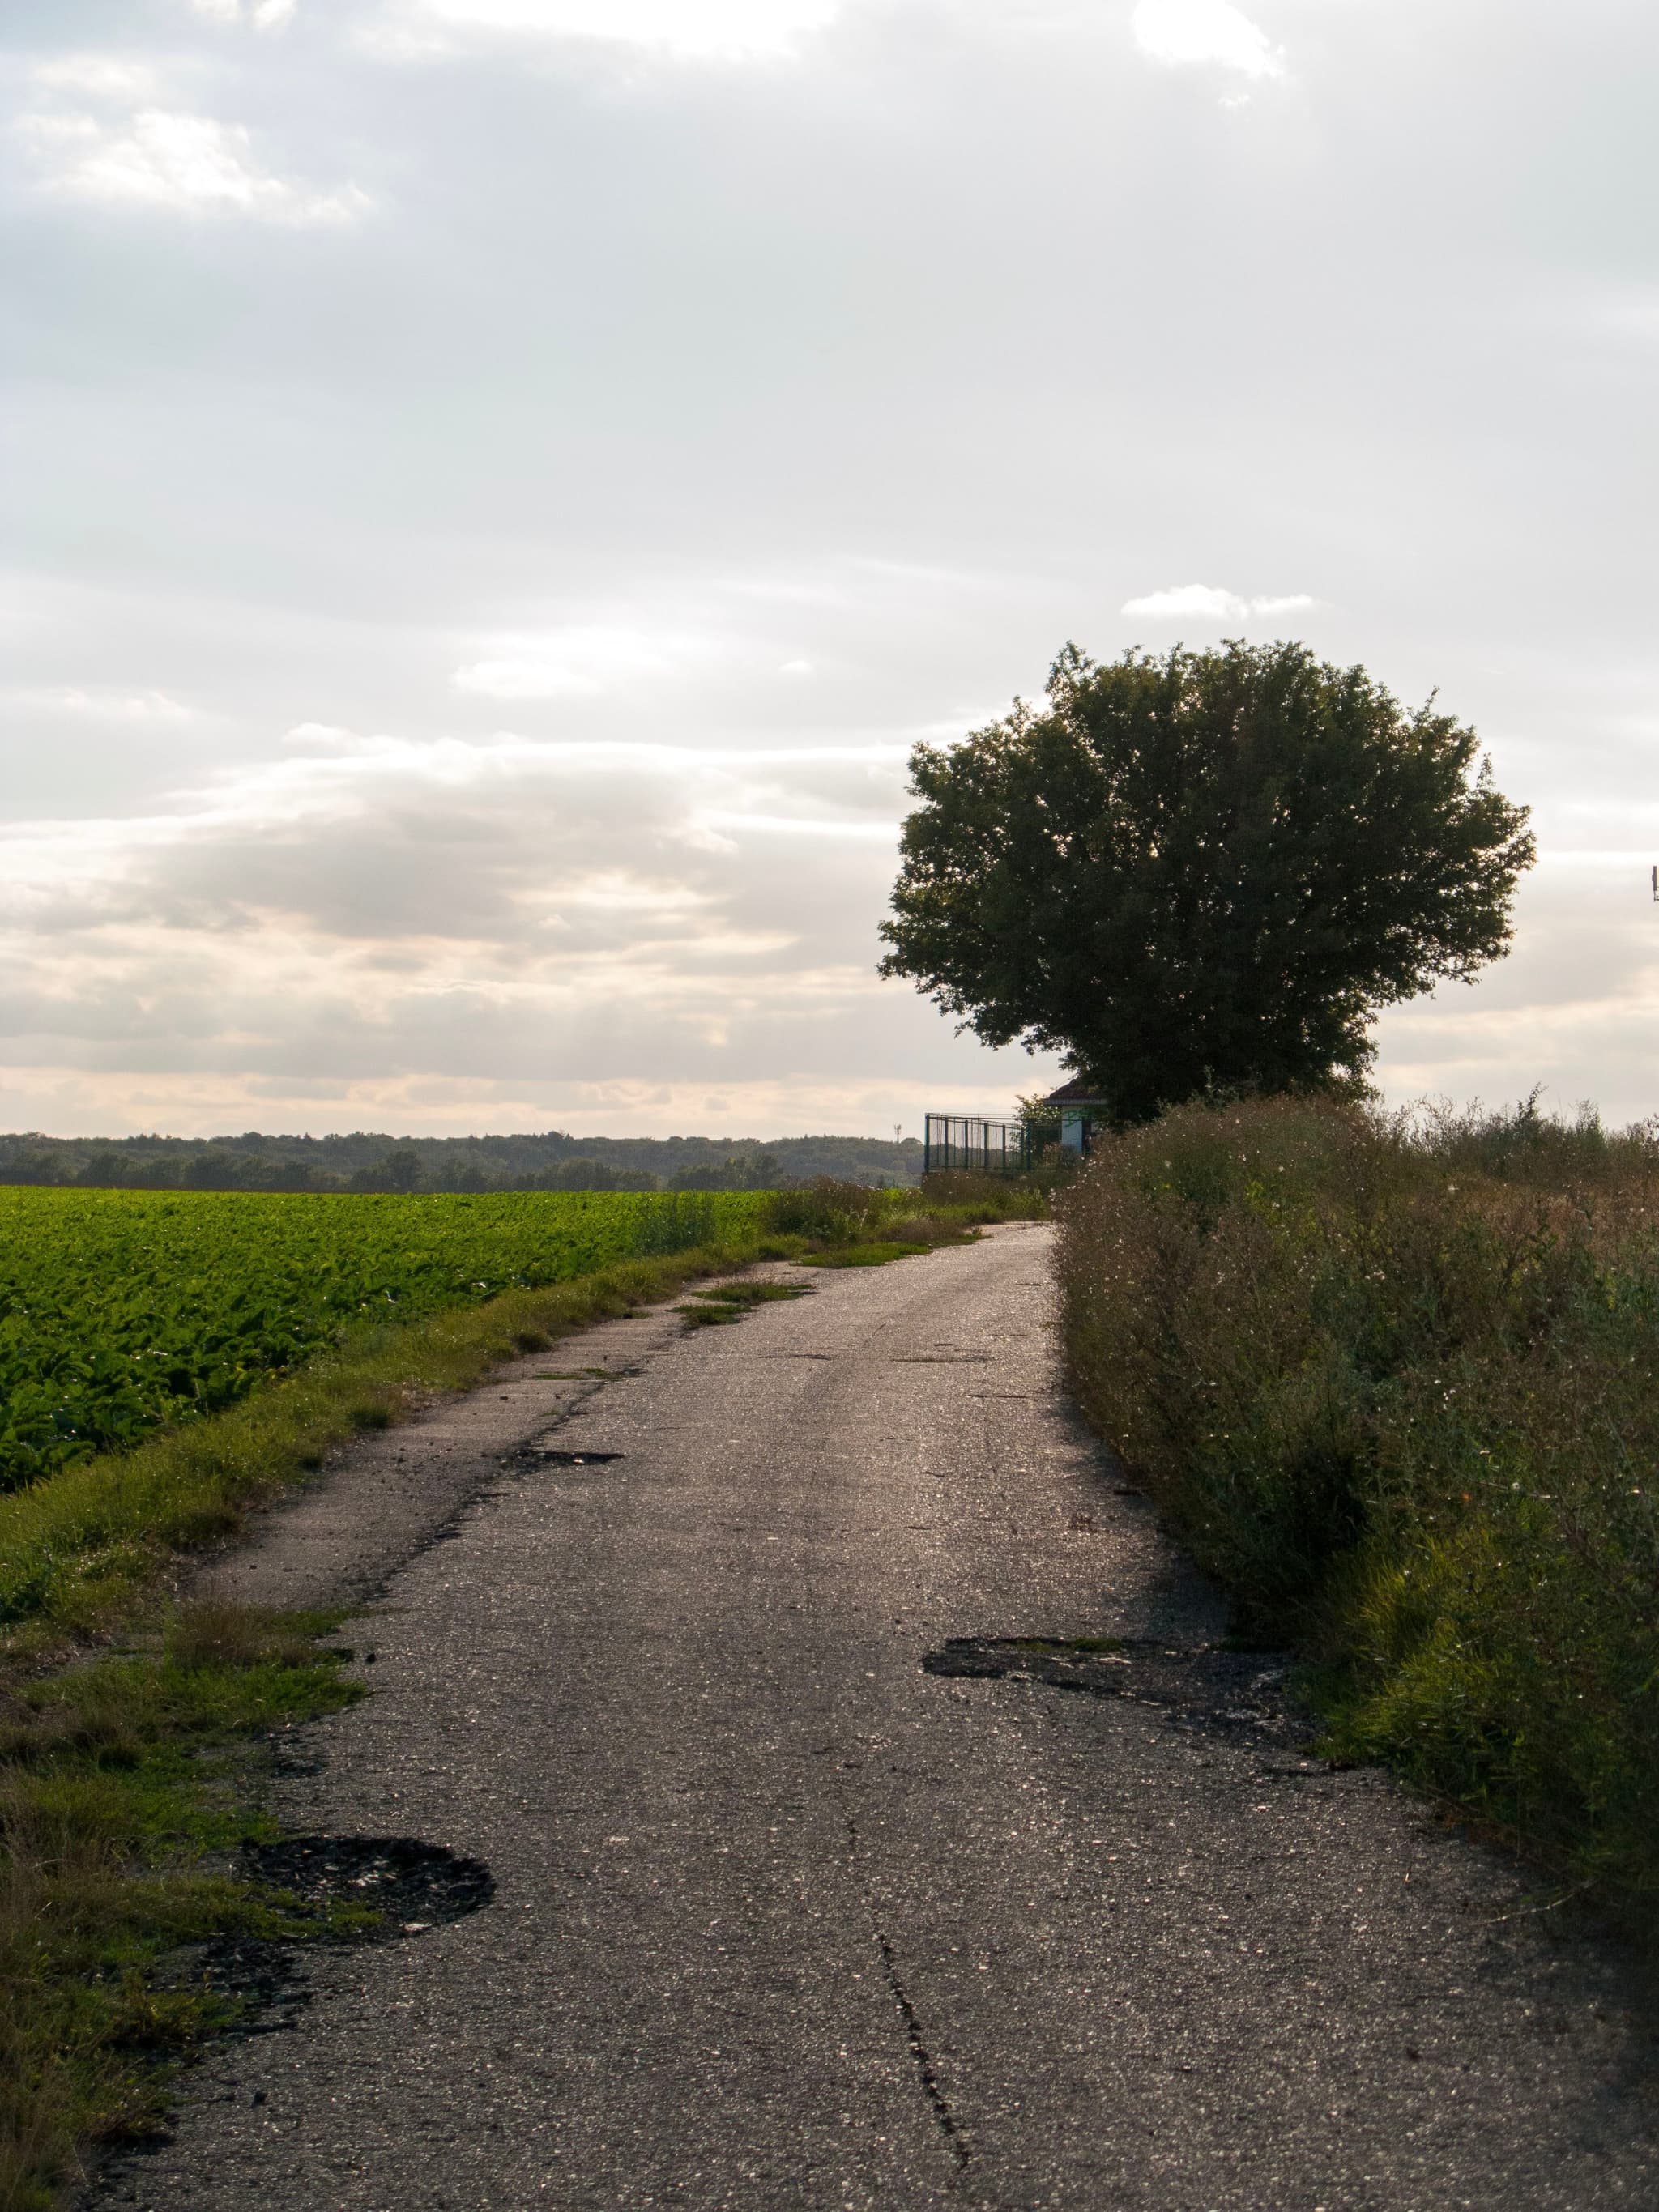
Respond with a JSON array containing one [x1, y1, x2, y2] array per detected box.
[[1056, 1093, 1659, 1920], [766, 1179, 884, 1243]]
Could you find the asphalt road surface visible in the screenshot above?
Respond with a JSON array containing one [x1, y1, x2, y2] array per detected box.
[[96, 1226, 1657, 2210]]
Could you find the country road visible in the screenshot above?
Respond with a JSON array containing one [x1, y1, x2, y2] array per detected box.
[[97, 1225, 1655, 2210]]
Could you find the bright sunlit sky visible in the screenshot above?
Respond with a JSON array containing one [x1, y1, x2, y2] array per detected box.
[[2, 0, 1656, 1139]]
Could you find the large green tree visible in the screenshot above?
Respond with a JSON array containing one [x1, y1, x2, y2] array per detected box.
[[879, 641, 1534, 1123]]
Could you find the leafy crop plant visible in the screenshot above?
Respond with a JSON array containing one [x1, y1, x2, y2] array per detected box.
[[0, 1189, 770, 1493]]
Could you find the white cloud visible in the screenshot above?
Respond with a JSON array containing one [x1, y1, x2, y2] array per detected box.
[[28, 56, 164, 100], [0, 729, 946, 1119], [282, 722, 358, 749], [394, 0, 838, 59], [450, 625, 714, 699], [451, 657, 602, 701], [1131, 0, 1283, 79], [1120, 584, 1316, 620], [190, 0, 298, 27], [11, 687, 198, 724], [0, 731, 911, 929], [18, 109, 371, 226], [701, 810, 898, 840]]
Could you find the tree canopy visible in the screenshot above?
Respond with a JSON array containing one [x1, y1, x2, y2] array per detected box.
[[878, 640, 1535, 1123]]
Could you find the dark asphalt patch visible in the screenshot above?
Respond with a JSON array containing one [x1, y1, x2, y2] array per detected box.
[[242, 1835, 496, 1935], [510, 1446, 625, 1467], [920, 1635, 1305, 1742], [893, 1353, 991, 1365], [161, 1933, 313, 2036], [100, 1843, 497, 2193], [147, 1846, 494, 2086]]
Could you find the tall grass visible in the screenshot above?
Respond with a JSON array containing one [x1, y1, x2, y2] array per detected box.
[[1057, 1093, 1659, 1920], [772, 1174, 1049, 1238], [919, 1168, 1060, 1216]]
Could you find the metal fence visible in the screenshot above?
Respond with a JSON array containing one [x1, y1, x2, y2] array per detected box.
[[923, 1114, 1031, 1176]]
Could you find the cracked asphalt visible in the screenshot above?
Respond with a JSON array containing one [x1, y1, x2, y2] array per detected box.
[[94, 1225, 1657, 2210]]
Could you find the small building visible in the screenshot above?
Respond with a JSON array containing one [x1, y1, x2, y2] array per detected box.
[[1045, 1077, 1112, 1155]]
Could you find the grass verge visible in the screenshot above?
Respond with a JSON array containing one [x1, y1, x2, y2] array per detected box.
[[802, 1240, 936, 1268], [1, 1600, 370, 2212], [676, 1282, 812, 1328], [1056, 1093, 1659, 1933]]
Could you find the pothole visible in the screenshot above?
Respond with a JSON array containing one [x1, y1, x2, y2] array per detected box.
[[242, 1835, 496, 1935], [126, 1834, 499, 2163], [921, 1636, 1302, 1741]]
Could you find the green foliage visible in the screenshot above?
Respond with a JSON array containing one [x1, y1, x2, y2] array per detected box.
[[0, 1189, 771, 1494], [765, 1178, 889, 1242], [675, 1282, 811, 1328], [802, 1242, 934, 1268], [348, 1144, 425, 1193], [1057, 1094, 1659, 1920], [1016, 1092, 1063, 1153], [880, 641, 1534, 1123]]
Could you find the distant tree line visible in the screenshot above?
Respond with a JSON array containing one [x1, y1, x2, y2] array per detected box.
[[0, 1129, 923, 1194]]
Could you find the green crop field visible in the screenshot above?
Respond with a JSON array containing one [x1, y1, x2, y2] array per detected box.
[[0, 1187, 770, 1494]]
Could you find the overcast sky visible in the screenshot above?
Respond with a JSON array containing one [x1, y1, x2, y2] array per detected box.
[[2, 0, 1655, 1140]]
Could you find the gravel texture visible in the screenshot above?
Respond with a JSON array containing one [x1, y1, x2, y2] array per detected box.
[[93, 1225, 1657, 2210]]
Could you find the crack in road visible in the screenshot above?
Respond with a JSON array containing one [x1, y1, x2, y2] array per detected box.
[[842, 1811, 971, 2177]]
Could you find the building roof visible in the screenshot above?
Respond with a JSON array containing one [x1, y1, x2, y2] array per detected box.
[[1044, 1077, 1111, 1106]]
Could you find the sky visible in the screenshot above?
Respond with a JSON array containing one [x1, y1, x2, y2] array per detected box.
[[2, 0, 1656, 1140]]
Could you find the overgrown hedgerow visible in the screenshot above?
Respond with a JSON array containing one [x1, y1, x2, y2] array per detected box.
[[1056, 1093, 1659, 1922]]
